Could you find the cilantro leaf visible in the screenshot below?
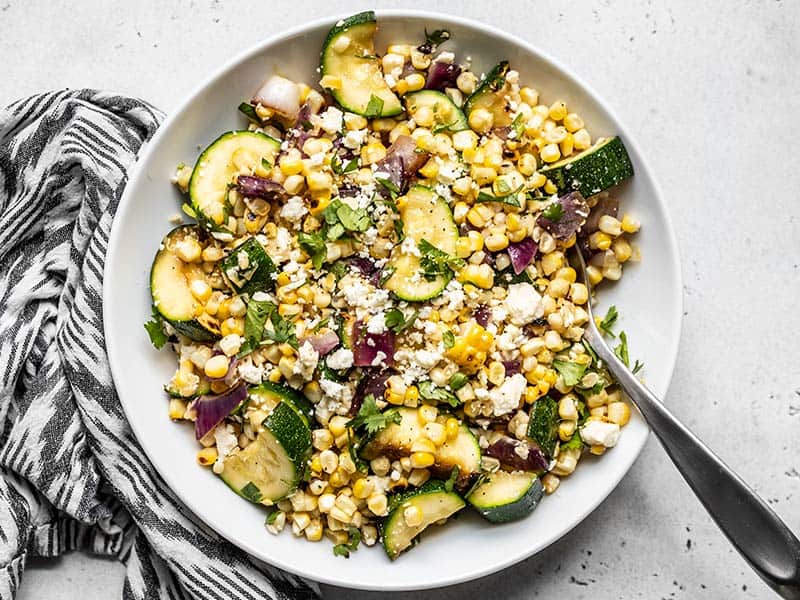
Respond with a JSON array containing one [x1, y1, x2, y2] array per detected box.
[[238, 102, 261, 123], [418, 239, 465, 281], [553, 359, 588, 387], [331, 154, 358, 175], [144, 306, 168, 349], [432, 120, 458, 134], [541, 200, 564, 222], [375, 177, 400, 199], [444, 465, 460, 493], [297, 232, 327, 269], [240, 482, 263, 503], [614, 330, 630, 367], [384, 308, 419, 334], [599, 305, 618, 337], [476, 187, 522, 207], [237, 297, 274, 357], [633, 359, 645, 375], [418, 28, 450, 54], [418, 380, 460, 407], [347, 394, 402, 436], [364, 94, 385, 118], [511, 113, 525, 139], [332, 527, 362, 558], [336, 203, 371, 232], [562, 431, 584, 450], [265, 308, 298, 349], [328, 260, 349, 281]]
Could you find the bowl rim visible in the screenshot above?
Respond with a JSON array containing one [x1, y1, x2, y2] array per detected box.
[[104, 8, 683, 591]]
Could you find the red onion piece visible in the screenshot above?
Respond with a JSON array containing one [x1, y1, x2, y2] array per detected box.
[[425, 62, 462, 91], [301, 330, 340, 357], [236, 176, 287, 201], [194, 383, 248, 440], [374, 136, 429, 194], [507, 238, 537, 275], [485, 435, 549, 472], [350, 369, 391, 415], [474, 306, 491, 327], [537, 191, 590, 240], [502, 360, 521, 377], [252, 75, 300, 121], [352, 321, 395, 367]]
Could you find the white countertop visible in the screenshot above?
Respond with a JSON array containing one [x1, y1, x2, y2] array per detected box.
[[5, 0, 799, 598]]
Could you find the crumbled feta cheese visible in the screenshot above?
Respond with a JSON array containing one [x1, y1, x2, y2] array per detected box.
[[367, 312, 387, 334], [371, 351, 387, 367], [319, 107, 343, 135], [326, 347, 354, 370], [343, 128, 367, 150], [252, 291, 275, 303], [443, 280, 466, 312], [400, 235, 421, 256], [213, 426, 238, 465], [496, 324, 524, 352], [414, 349, 442, 369], [238, 359, 265, 384], [317, 378, 354, 423], [218, 334, 243, 357], [280, 196, 307, 223], [488, 373, 527, 416], [293, 341, 319, 381], [580, 421, 621, 448], [435, 51, 455, 63], [504, 283, 544, 325]]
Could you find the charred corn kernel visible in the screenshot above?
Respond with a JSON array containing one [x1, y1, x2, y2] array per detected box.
[[548, 101, 567, 121], [352, 477, 374, 499], [570, 282, 589, 304], [423, 422, 447, 446], [360, 140, 387, 165], [411, 438, 436, 455], [445, 417, 460, 440], [418, 158, 439, 179], [452, 129, 478, 152], [175, 238, 202, 263], [410, 451, 435, 469], [466, 230, 484, 252], [459, 264, 493, 289], [542, 473, 560, 494], [197, 447, 218, 466], [306, 170, 332, 193], [319, 449, 338, 474], [403, 505, 423, 527], [296, 285, 314, 304], [586, 265, 603, 285], [455, 236, 472, 258], [589, 231, 612, 251], [304, 520, 323, 542], [612, 238, 632, 263], [329, 468, 349, 489], [328, 415, 349, 438], [335, 493, 358, 517], [168, 398, 187, 420], [558, 420, 577, 441], [278, 303, 302, 318], [468, 108, 493, 133], [410, 48, 431, 70], [487, 361, 506, 386], [417, 404, 438, 424], [385, 390, 405, 405], [484, 233, 509, 252], [312, 429, 333, 451], [404, 72, 426, 92], [563, 113, 584, 132], [573, 128, 591, 150], [370, 456, 391, 477], [607, 401, 631, 426], [456, 70, 478, 95], [279, 150, 304, 176], [404, 385, 419, 403], [598, 215, 622, 237], [204, 355, 230, 379], [470, 166, 497, 186], [540, 143, 561, 163], [367, 493, 389, 516], [621, 214, 640, 233], [189, 279, 212, 302]]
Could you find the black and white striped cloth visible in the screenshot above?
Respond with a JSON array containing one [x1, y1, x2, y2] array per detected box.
[[0, 90, 318, 600]]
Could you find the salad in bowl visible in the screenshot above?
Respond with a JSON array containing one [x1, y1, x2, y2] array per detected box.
[[145, 11, 640, 561]]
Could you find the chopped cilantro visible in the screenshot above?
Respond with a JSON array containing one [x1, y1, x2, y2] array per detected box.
[[553, 359, 588, 387], [511, 113, 525, 139], [328, 260, 349, 281], [562, 431, 583, 451], [444, 465, 460, 493], [237, 102, 260, 123], [599, 305, 618, 337], [347, 394, 402, 436], [144, 306, 168, 349], [332, 527, 362, 558], [384, 308, 418, 334], [633, 359, 645, 375], [447, 372, 468, 391], [418, 28, 450, 54], [432, 120, 458, 134], [375, 177, 400, 199], [297, 231, 327, 269], [418, 239, 465, 281], [614, 331, 630, 367], [541, 200, 564, 222], [476, 187, 523, 207], [240, 482, 263, 503], [331, 154, 358, 175], [237, 297, 274, 357], [265, 307, 298, 349], [418, 380, 460, 407], [265, 509, 280, 525], [261, 157, 272, 171], [364, 94, 385, 118]]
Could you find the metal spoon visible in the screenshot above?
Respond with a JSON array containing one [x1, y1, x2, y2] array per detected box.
[[571, 247, 800, 598]]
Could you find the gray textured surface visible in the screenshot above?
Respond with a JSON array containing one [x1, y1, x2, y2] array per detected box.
[[5, 0, 799, 598]]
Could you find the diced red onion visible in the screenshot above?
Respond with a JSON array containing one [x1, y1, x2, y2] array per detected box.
[[537, 191, 590, 240], [507, 238, 537, 275], [375, 136, 429, 194], [474, 306, 491, 327], [252, 75, 300, 121], [301, 330, 340, 357], [236, 175, 286, 200], [352, 321, 395, 367], [502, 360, 521, 376], [194, 383, 248, 440], [485, 435, 549, 472], [350, 369, 391, 415], [425, 62, 462, 91]]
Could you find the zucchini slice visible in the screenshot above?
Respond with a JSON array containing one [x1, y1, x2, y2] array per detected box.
[[362, 407, 481, 489], [467, 470, 543, 524], [189, 131, 281, 228], [220, 237, 278, 296], [248, 382, 315, 426], [220, 391, 312, 504], [526, 395, 559, 458], [150, 226, 220, 342], [404, 90, 468, 133], [463, 61, 512, 128], [320, 11, 403, 117], [382, 186, 458, 302], [540, 136, 634, 197], [381, 480, 465, 560]]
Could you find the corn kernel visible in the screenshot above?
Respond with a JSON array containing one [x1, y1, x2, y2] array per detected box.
[[458, 263, 494, 289], [455, 236, 472, 259], [525, 386, 541, 404], [621, 214, 641, 233], [385, 390, 405, 405], [175, 238, 202, 263], [204, 354, 230, 379], [411, 438, 436, 454], [607, 401, 631, 426], [418, 404, 438, 424], [367, 493, 388, 516], [197, 447, 218, 466], [468, 108, 493, 134], [456, 71, 478, 95], [542, 473, 560, 494], [306, 170, 332, 193], [586, 265, 603, 285], [418, 158, 439, 179], [548, 101, 567, 121], [484, 233, 509, 252], [589, 231, 612, 251], [190, 279, 212, 302], [410, 451, 435, 469], [352, 477, 374, 499], [328, 415, 349, 437], [279, 150, 304, 176], [570, 283, 589, 304], [404, 385, 419, 403], [540, 143, 561, 163], [560, 134, 574, 157], [423, 422, 447, 445], [445, 417, 460, 440], [405, 72, 426, 92]]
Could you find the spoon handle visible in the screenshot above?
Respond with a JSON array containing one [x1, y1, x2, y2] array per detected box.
[[585, 329, 800, 598]]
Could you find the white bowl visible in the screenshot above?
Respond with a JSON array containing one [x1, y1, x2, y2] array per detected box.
[[104, 10, 682, 591]]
